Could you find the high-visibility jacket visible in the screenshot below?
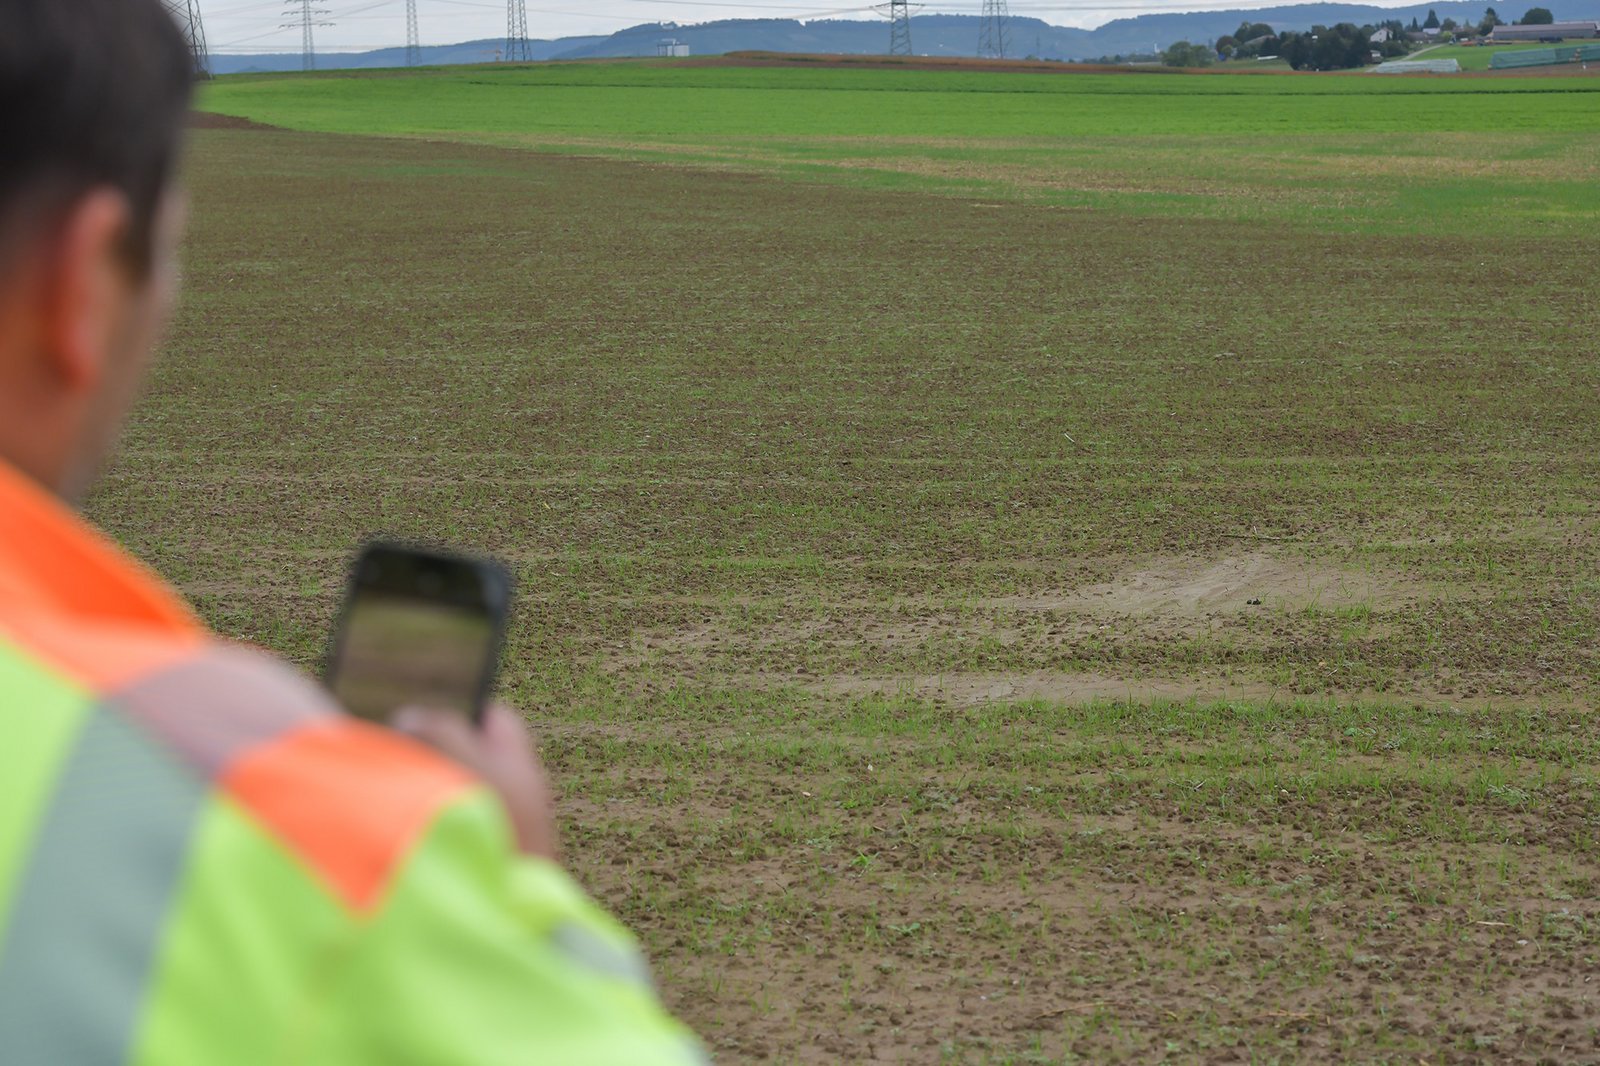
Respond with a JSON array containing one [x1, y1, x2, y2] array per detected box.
[[0, 460, 703, 1064]]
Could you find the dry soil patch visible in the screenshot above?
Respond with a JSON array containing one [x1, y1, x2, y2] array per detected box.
[[992, 549, 1407, 618]]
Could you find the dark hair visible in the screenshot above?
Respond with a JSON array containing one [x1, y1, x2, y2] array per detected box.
[[0, 0, 195, 275]]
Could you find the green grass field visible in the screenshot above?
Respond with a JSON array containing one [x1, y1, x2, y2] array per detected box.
[[199, 62, 1600, 235], [95, 63, 1600, 1059]]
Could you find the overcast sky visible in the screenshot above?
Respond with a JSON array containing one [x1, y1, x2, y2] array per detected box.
[[207, 0, 1429, 53]]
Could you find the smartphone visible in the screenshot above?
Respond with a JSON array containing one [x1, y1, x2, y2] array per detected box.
[[325, 542, 512, 726]]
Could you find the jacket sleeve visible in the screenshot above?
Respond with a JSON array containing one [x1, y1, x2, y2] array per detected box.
[[301, 787, 705, 1065]]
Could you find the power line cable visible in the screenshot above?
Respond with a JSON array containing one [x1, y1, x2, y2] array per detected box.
[[213, 0, 1271, 56], [206, 0, 286, 16]]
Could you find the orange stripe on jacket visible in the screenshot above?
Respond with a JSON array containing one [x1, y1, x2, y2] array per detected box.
[[0, 461, 203, 691], [222, 719, 475, 912], [0, 613, 204, 694], [0, 462, 199, 632]]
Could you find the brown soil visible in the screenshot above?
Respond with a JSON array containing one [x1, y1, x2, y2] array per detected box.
[[621, 548, 1501, 709], [121, 127, 1600, 1063], [188, 111, 280, 131], [555, 729, 1600, 1063], [813, 667, 1287, 706], [989, 551, 1405, 618]]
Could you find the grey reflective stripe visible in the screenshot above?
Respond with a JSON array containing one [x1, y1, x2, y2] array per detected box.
[[106, 643, 330, 779], [549, 921, 657, 990], [0, 710, 205, 1064]]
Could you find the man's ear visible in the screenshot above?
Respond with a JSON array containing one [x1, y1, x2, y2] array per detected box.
[[40, 189, 135, 393]]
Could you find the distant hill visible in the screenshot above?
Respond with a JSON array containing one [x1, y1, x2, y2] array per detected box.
[[210, 0, 1600, 72], [211, 37, 605, 75]]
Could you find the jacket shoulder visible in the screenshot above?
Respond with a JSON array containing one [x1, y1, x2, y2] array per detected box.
[[111, 642, 476, 913]]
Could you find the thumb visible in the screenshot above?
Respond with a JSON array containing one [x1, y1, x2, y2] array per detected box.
[[392, 706, 484, 769]]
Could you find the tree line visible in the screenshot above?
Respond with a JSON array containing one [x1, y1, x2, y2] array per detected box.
[[1150, 6, 1555, 70]]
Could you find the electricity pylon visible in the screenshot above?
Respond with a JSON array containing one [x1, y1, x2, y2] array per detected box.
[[505, 0, 535, 62], [978, 0, 1009, 59], [406, 0, 422, 65], [282, 1, 332, 71], [879, 0, 914, 55], [159, 0, 211, 77]]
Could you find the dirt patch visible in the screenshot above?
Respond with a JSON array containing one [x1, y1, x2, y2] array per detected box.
[[618, 550, 1440, 705], [805, 668, 1581, 713], [812, 669, 1284, 707], [189, 111, 280, 131], [993, 550, 1407, 618]]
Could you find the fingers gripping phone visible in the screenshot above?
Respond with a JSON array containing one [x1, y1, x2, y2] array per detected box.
[[325, 542, 512, 726]]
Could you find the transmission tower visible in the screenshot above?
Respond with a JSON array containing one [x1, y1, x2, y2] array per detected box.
[[160, 0, 211, 78], [282, 1, 332, 71], [879, 0, 914, 55], [504, 0, 535, 62], [406, 0, 422, 65], [978, 0, 1009, 59]]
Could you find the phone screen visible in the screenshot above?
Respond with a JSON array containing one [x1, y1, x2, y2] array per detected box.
[[326, 545, 509, 724]]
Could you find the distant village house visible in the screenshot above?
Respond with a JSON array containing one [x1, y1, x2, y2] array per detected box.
[[1490, 20, 1600, 40]]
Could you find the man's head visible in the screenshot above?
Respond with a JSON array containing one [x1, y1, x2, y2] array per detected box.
[[0, 0, 195, 500]]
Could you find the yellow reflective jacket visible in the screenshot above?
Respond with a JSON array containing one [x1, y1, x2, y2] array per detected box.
[[0, 460, 702, 1064]]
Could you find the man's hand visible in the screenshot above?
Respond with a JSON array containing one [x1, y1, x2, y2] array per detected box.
[[393, 703, 558, 861]]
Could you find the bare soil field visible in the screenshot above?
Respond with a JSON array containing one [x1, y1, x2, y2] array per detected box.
[[92, 122, 1600, 1061]]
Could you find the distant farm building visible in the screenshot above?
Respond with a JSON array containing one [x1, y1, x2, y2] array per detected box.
[[1369, 28, 1393, 42], [1490, 21, 1600, 40], [656, 38, 690, 57]]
